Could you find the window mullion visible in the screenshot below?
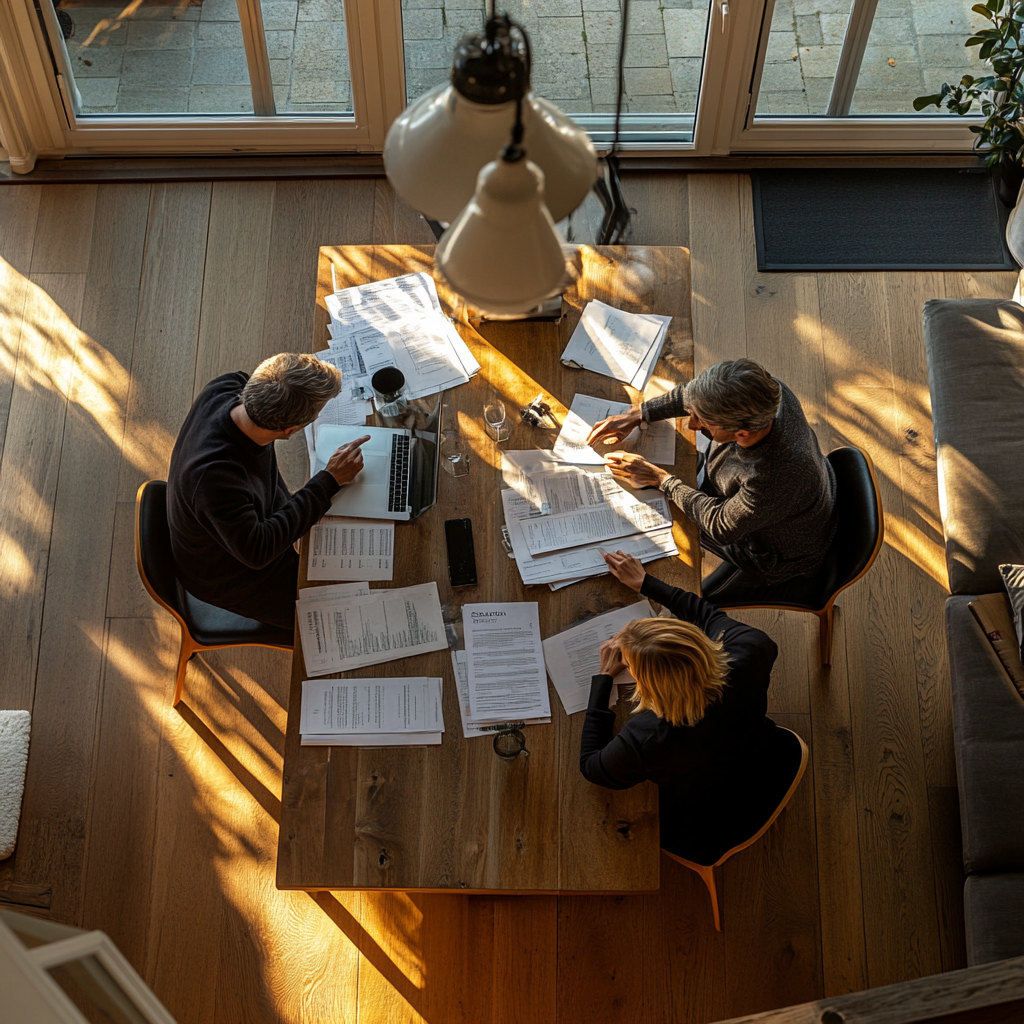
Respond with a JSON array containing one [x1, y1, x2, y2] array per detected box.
[[237, 0, 276, 117], [825, 0, 880, 117]]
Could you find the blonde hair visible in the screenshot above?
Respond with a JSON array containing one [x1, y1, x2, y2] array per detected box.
[[242, 353, 341, 431], [619, 618, 730, 727]]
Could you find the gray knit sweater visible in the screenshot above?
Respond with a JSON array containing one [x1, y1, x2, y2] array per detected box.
[[641, 381, 837, 584]]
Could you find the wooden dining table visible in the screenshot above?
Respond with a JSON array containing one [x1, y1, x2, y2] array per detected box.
[[276, 244, 699, 893]]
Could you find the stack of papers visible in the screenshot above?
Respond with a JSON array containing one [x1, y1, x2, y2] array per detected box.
[[553, 393, 676, 466], [561, 300, 671, 390], [300, 677, 444, 746], [500, 451, 679, 589], [307, 518, 395, 582], [324, 272, 479, 403], [295, 581, 448, 677], [543, 600, 653, 714], [458, 603, 551, 734]]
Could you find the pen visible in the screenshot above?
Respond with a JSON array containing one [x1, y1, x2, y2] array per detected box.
[[477, 721, 527, 733]]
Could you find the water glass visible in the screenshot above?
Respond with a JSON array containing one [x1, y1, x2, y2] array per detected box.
[[441, 434, 470, 477], [483, 400, 509, 442]]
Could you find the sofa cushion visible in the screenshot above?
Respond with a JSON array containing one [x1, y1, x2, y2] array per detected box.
[[964, 873, 1024, 965], [923, 299, 1024, 595], [946, 596, 1024, 873]]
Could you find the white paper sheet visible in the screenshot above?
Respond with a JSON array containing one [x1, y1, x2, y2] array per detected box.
[[553, 393, 676, 466], [560, 300, 670, 389], [500, 488, 678, 587], [451, 650, 550, 737], [696, 428, 712, 490], [463, 603, 550, 722], [301, 732, 443, 746], [324, 272, 480, 402], [298, 582, 371, 602], [300, 677, 443, 735], [542, 600, 653, 715], [296, 582, 448, 677], [307, 519, 395, 581]]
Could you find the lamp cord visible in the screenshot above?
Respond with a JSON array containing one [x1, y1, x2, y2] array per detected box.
[[612, 0, 629, 161], [595, 0, 632, 245], [501, 15, 530, 161]]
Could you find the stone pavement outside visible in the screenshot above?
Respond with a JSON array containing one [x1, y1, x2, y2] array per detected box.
[[59, 0, 985, 119]]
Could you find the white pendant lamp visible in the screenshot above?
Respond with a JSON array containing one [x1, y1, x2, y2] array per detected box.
[[383, 17, 598, 226], [436, 148, 567, 316]]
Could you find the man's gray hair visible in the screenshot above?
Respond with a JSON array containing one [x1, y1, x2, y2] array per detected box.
[[242, 352, 341, 431], [684, 358, 782, 433]]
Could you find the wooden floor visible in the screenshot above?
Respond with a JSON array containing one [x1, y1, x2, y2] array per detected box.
[[0, 175, 1013, 1024]]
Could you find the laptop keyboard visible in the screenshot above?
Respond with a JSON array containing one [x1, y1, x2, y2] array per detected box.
[[388, 434, 411, 513]]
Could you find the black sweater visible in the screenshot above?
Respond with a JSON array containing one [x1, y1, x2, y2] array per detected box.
[[579, 575, 782, 864], [167, 372, 339, 608], [643, 381, 837, 583]]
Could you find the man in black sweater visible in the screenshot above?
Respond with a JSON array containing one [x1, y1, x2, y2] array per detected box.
[[586, 358, 836, 594], [167, 353, 369, 634]]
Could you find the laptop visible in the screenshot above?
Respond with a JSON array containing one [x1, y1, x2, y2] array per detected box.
[[313, 424, 440, 521]]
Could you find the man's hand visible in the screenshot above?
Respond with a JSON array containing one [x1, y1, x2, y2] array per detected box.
[[602, 549, 647, 592], [586, 407, 643, 447], [598, 637, 627, 677], [326, 436, 371, 486], [604, 451, 670, 490]]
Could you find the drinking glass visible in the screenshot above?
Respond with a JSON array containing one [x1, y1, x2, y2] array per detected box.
[[483, 400, 509, 442], [440, 434, 470, 477], [370, 366, 407, 420]]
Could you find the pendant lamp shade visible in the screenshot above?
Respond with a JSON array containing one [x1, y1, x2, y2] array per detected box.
[[436, 155, 567, 317], [384, 83, 598, 224]]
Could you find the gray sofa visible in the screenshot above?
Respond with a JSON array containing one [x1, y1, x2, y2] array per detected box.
[[923, 298, 1024, 966]]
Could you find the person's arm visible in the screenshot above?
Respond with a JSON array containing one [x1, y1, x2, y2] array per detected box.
[[579, 675, 650, 789], [639, 574, 737, 636], [191, 462, 338, 570], [661, 471, 796, 546], [640, 383, 688, 423]]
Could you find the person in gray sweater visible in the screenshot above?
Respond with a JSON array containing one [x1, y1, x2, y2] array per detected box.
[[586, 358, 837, 592]]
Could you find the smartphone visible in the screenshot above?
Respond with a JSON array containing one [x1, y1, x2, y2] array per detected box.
[[445, 518, 478, 588]]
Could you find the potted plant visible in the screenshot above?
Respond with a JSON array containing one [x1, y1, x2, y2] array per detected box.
[[914, 0, 1024, 206]]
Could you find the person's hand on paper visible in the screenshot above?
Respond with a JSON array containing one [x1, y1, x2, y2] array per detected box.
[[586, 407, 643, 447], [602, 549, 647, 592], [604, 451, 670, 490], [598, 637, 627, 677], [326, 435, 371, 486]]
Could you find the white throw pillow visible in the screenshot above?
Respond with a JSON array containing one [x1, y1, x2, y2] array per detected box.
[[998, 564, 1024, 657]]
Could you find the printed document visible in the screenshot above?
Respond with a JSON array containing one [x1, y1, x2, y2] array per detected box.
[[560, 300, 671, 389], [553, 393, 676, 466], [501, 488, 677, 587], [308, 518, 395, 581], [451, 650, 551, 738], [542, 600, 652, 714], [299, 582, 370, 603], [300, 677, 443, 735], [463, 603, 551, 722], [296, 582, 447, 677]]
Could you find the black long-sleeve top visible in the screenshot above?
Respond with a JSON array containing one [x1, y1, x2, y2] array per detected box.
[[580, 575, 782, 864], [166, 371, 339, 608], [642, 381, 837, 584]]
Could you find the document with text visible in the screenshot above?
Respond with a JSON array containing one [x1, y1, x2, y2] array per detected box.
[[542, 600, 653, 715], [300, 677, 443, 735], [308, 518, 395, 581], [553, 393, 676, 466], [463, 602, 550, 723], [296, 582, 447, 677]]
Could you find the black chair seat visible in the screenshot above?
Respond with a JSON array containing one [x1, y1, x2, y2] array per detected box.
[[136, 480, 293, 705], [661, 723, 804, 867], [181, 589, 294, 649], [702, 446, 881, 613]]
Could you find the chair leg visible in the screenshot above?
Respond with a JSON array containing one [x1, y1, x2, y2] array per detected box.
[[173, 634, 195, 708], [818, 604, 835, 667], [695, 864, 721, 931]]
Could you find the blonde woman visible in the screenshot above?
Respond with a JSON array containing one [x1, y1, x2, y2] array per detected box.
[[580, 549, 786, 865]]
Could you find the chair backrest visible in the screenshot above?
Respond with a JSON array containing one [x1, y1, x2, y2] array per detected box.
[[135, 480, 186, 620], [817, 446, 884, 599]]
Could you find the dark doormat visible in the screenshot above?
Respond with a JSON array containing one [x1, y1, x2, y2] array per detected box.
[[750, 168, 1016, 271]]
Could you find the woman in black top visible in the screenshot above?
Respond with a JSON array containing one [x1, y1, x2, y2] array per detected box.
[[580, 550, 787, 865]]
